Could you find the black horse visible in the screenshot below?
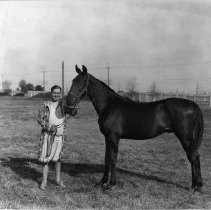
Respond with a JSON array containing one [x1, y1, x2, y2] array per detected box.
[[66, 65, 204, 192]]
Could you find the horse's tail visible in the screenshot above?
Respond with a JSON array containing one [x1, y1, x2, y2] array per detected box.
[[192, 107, 204, 152]]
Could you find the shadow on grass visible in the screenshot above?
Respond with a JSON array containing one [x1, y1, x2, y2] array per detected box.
[[0, 157, 188, 190], [0, 157, 42, 182]]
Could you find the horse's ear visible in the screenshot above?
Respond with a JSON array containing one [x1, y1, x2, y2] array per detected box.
[[75, 65, 82, 74], [82, 65, 88, 75]]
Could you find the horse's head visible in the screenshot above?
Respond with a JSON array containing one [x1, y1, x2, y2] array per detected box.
[[59, 97, 77, 116], [65, 65, 89, 115]]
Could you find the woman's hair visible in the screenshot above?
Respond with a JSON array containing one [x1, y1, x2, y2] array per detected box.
[[51, 85, 61, 93]]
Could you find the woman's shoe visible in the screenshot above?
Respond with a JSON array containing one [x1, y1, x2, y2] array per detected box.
[[40, 181, 47, 190], [56, 180, 65, 188]]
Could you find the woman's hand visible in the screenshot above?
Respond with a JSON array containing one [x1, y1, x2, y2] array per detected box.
[[50, 124, 57, 133]]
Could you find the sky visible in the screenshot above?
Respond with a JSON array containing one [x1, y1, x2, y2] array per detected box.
[[1, 0, 211, 94]]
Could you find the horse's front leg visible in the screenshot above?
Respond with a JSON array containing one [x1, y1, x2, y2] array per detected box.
[[101, 137, 111, 187], [109, 134, 120, 186]]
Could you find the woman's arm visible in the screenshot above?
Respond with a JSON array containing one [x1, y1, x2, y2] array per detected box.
[[37, 104, 49, 132]]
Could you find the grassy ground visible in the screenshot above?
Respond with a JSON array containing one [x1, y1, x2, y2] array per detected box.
[[0, 96, 211, 209]]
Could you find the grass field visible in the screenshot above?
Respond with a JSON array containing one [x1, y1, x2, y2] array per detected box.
[[0, 97, 211, 209]]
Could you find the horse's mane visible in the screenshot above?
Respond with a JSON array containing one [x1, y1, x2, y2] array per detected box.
[[89, 73, 116, 94], [89, 73, 132, 102]]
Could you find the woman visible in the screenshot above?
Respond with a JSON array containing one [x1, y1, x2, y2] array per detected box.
[[37, 85, 68, 190]]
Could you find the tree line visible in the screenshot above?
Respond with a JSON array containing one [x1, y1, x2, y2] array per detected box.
[[2, 79, 44, 94], [126, 77, 160, 98], [18, 80, 44, 93]]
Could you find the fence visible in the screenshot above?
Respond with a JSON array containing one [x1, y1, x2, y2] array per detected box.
[[26, 91, 45, 97], [119, 92, 211, 110]]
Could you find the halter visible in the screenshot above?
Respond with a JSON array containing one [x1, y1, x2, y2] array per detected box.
[[68, 74, 89, 115]]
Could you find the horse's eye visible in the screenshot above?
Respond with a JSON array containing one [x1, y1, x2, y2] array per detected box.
[[73, 78, 79, 83]]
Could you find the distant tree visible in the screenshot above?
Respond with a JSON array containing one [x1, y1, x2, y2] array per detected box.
[[149, 81, 160, 101], [126, 77, 137, 99], [19, 79, 27, 93], [2, 80, 12, 90], [35, 85, 44, 91], [26, 83, 34, 91], [126, 77, 137, 93]]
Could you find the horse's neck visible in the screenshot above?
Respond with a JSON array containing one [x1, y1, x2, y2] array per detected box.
[[88, 75, 117, 115]]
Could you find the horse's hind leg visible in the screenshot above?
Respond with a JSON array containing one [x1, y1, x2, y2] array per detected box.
[[176, 132, 202, 192], [187, 149, 202, 192]]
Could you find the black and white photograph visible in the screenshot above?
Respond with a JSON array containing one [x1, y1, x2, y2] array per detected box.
[[0, 0, 211, 209]]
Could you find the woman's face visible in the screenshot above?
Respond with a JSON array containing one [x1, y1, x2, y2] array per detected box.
[[51, 88, 61, 102]]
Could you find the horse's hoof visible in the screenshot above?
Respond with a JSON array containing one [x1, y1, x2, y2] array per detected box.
[[190, 186, 202, 196], [102, 184, 111, 192], [109, 181, 116, 186], [93, 182, 101, 188], [101, 183, 115, 192], [101, 182, 108, 189], [100, 180, 108, 188]]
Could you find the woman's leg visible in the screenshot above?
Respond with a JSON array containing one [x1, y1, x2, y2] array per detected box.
[[53, 137, 65, 187], [55, 161, 65, 187], [44, 141, 58, 162], [40, 163, 49, 190], [55, 161, 61, 183]]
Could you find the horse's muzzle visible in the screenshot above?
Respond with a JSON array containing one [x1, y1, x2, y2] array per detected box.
[[65, 106, 77, 116], [63, 97, 77, 116]]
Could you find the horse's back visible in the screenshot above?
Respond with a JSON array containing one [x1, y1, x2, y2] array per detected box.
[[100, 96, 168, 139], [120, 99, 170, 139]]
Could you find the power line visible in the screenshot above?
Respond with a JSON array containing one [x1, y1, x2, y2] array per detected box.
[[155, 78, 211, 81], [38, 60, 211, 73], [109, 60, 211, 70]]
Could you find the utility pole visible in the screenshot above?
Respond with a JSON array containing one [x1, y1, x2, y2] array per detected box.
[[118, 82, 121, 92], [107, 66, 110, 86], [62, 61, 64, 98], [1, 74, 3, 91], [196, 82, 199, 96], [42, 69, 46, 92]]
